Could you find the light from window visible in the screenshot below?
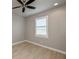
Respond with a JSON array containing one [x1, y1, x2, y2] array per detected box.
[[35, 16, 48, 37]]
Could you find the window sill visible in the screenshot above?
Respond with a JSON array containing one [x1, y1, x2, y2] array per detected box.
[[35, 35, 48, 39]]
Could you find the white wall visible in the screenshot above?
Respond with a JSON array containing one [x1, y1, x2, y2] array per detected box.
[[12, 14, 25, 43], [24, 6, 66, 52]]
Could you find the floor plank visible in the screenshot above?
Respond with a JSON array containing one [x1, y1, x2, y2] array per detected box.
[[12, 42, 66, 59]]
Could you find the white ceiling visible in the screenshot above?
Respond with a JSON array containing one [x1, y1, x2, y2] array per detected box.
[[12, 0, 66, 17]]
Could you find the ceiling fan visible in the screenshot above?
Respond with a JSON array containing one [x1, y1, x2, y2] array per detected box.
[[12, 0, 36, 12]]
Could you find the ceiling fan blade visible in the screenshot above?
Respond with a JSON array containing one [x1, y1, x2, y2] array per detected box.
[[22, 7, 25, 12], [25, 0, 35, 5], [17, 0, 23, 5], [26, 6, 36, 9], [12, 6, 21, 9]]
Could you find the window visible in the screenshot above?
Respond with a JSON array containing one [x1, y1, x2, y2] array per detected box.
[[35, 16, 48, 38]]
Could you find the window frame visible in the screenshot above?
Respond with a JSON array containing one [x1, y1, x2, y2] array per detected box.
[[35, 16, 48, 38]]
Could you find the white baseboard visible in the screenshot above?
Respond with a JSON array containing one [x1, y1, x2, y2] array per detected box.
[[12, 40, 66, 55], [12, 40, 25, 46], [24, 40, 66, 55]]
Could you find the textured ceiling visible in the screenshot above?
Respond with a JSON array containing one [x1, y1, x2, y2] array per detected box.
[[12, 0, 66, 17]]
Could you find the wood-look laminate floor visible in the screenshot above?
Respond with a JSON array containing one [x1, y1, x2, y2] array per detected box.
[[12, 42, 66, 59]]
